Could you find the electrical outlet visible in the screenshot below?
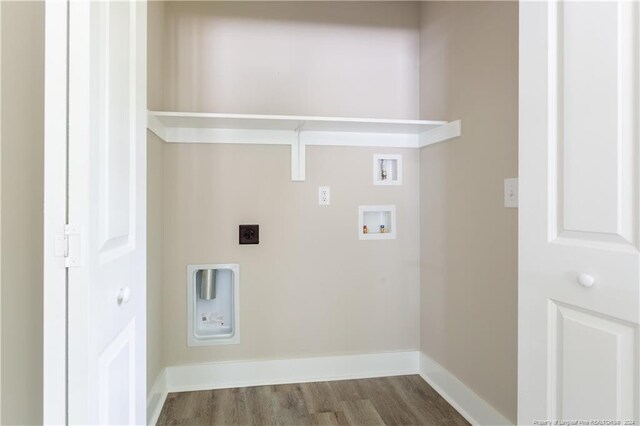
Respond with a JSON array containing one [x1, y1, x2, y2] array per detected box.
[[319, 186, 330, 205], [239, 224, 259, 244], [504, 178, 518, 208]]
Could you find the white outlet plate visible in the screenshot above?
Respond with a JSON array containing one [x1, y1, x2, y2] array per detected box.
[[319, 186, 330, 205], [504, 178, 518, 208]]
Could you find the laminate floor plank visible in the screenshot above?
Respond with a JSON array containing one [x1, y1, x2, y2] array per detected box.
[[211, 388, 252, 426], [357, 377, 424, 426], [271, 383, 310, 426], [339, 400, 386, 426], [309, 412, 348, 426], [156, 375, 470, 426], [300, 382, 341, 414], [402, 376, 468, 426], [387, 376, 456, 426], [245, 385, 278, 426], [158, 391, 214, 424], [326, 379, 366, 403]]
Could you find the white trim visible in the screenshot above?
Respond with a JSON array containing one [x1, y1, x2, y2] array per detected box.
[[149, 110, 447, 130], [419, 352, 512, 426], [43, 1, 69, 424], [419, 119, 462, 147], [147, 111, 460, 148], [147, 351, 510, 426], [301, 131, 419, 148], [146, 369, 168, 426], [66, 1, 92, 421], [0, 1, 3, 420], [157, 128, 421, 148], [291, 134, 305, 181], [146, 113, 168, 142], [162, 127, 296, 146], [147, 111, 461, 182], [165, 351, 419, 393]]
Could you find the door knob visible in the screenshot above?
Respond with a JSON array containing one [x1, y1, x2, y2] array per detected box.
[[117, 287, 131, 305], [577, 273, 595, 288]]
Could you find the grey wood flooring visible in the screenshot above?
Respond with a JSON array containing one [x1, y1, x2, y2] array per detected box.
[[157, 375, 470, 426]]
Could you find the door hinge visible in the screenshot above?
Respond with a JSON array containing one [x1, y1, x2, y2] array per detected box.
[[54, 224, 81, 268]]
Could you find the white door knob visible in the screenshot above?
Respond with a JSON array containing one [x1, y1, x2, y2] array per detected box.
[[577, 273, 595, 288], [117, 287, 131, 305]]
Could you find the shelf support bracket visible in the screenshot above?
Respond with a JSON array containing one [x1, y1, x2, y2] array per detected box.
[[291, 123, 306, 181]]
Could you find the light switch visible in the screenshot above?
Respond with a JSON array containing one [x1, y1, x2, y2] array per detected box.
[[504, 178, 518, 208]]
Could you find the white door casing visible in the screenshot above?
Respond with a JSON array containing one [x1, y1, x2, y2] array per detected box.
[[43, 1, 69, 423], [519, 1, 640, 424], [66, 1, 147, 424]]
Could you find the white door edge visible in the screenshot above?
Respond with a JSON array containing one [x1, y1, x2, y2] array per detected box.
[[43, 0, 69, 424]]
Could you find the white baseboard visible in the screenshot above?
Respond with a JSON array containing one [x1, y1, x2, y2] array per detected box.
[[419, 352, 512, 425], [147, 368, 168, 426], [165, 350, 419, 393], [147, 351, 511, 426]]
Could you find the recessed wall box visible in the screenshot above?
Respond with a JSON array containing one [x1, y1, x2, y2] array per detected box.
[[359, 205, 397, 240], [187, 264, 240, 346], [239, 224, 259, 244], [373, 154, 402, 185]]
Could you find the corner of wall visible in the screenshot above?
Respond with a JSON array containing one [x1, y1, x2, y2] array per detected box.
[[0, 1, 4, 421], [417, 1, 519, 423], [146, 0, 166, 397], [0, 1, 45, 424]]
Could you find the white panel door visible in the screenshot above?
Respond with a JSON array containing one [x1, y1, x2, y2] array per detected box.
[[519, 1, 640, 424], [66, 1, 147, 424]]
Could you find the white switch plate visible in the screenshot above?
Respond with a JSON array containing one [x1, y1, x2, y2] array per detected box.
[[504, 178, 518, 208], [319, 186, 330, 205]]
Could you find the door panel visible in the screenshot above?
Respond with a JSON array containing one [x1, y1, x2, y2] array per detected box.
[[520, 1, 640, 424], [561, 2, 619, 235], [98, 320, 136, 425], [552, 1, 639, 246], [548, 301, 637, 420], [98, 1, 136, 260], [67, 1, 146, 424]]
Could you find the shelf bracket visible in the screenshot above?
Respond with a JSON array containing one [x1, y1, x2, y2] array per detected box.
[[291, 123, 306, 181]]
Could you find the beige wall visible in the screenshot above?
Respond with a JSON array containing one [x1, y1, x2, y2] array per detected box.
[[162, 144, 420, 365], [147, 0, 166, 392], [147, 131, 164, 392], [163, 1, 420, 118], [148, 0, 166, 112], [0, 1, 3, 418], [0, 2, 520, 423], [151, 3, 519, 421], [419, 2, 518, 423], [0, 1, 45, 424], [157, 1, 423, 366]]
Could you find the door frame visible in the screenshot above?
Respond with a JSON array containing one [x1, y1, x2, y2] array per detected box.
[[43, 1, 148, 423], [0, 1, 3, 419], [43, 0, 69, 423]]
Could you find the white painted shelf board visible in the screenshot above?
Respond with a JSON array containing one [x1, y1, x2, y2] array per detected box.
[[148, 111, 461, 181], [149, 111, 448, 135]]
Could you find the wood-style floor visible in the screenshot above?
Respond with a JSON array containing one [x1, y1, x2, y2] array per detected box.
[[157, 375, 469, 426]]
